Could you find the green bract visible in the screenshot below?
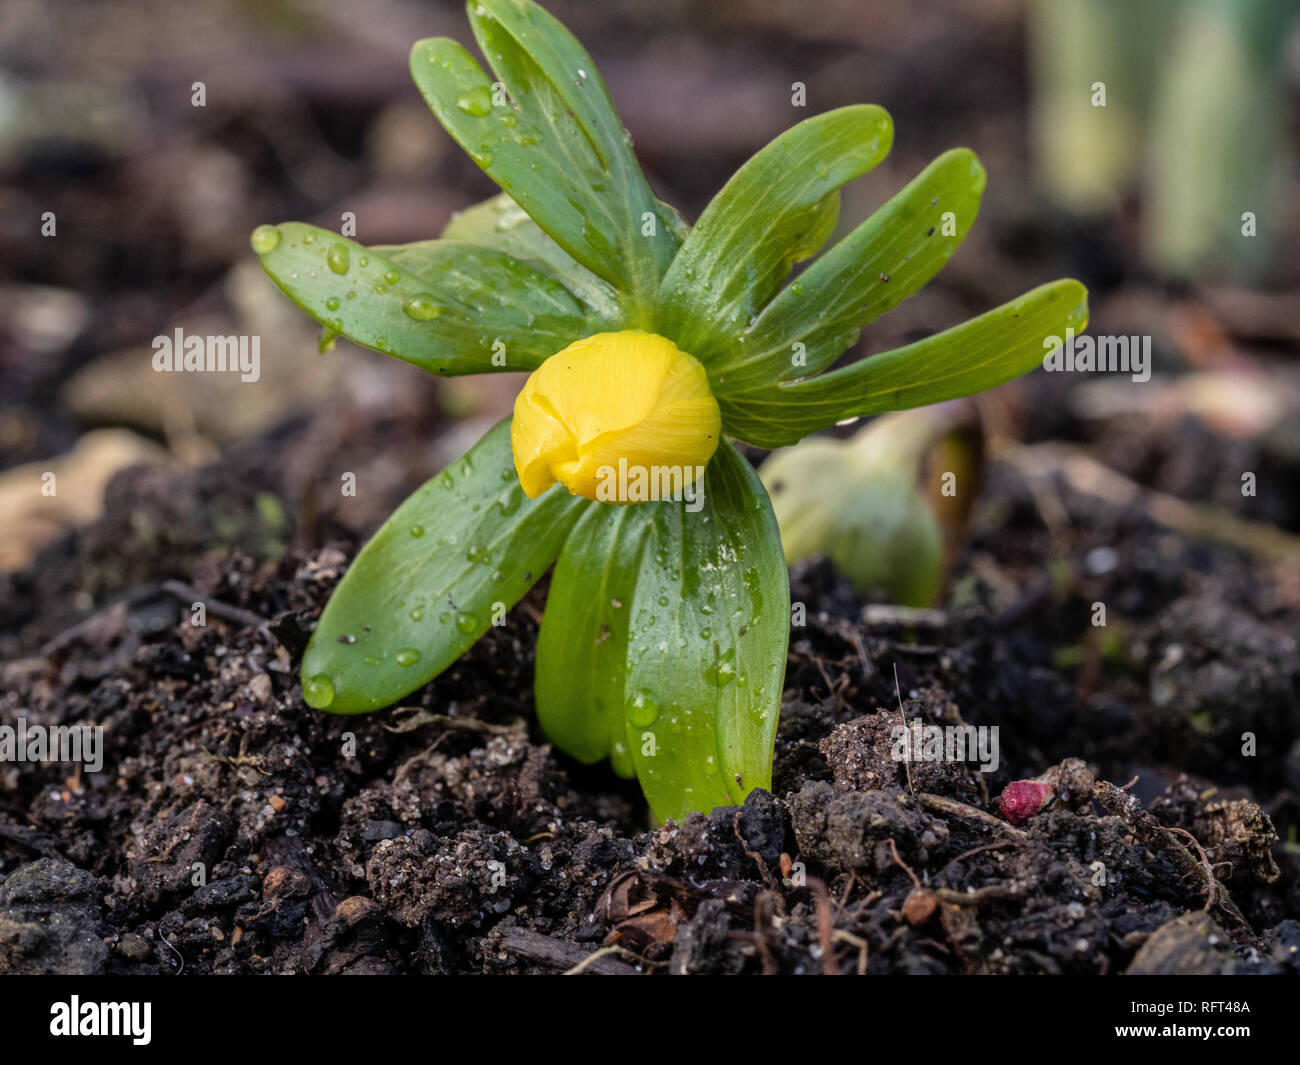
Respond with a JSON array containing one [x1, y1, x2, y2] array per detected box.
[[252, 0, 1088, 821]]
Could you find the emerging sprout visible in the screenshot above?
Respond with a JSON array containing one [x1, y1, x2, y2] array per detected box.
[[251, 0, 1087, 820], [761, 405, 982, 607]]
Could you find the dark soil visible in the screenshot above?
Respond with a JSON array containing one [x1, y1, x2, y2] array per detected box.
[[3, 0, 1298, 977], [1, 441, 1297, 975]]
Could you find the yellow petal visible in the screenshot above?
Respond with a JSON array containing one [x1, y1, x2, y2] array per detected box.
[[511, 331, 721, 503]]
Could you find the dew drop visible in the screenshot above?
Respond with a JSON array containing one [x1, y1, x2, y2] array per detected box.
[[455, 611, 479, 635], [326, 243, 350, 275], [395, 648, 421, 667], [250, 225, 281, 254], [626, 689, 659, 728], [455, 86, 493, 116], [304, 673, 335, 708], [402, 295, 443, 321], [325, 297, 340, 310], [705, 648, 737, 688], [409, 524, 425, 538]]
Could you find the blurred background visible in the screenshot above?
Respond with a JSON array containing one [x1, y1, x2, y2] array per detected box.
[[2, 0, 1300, 647]]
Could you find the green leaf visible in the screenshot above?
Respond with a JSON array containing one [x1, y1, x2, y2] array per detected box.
[[410, 0, 679, 312], [253, 222, 591, 375], [658, 105, 894, 363], [300, 419, 588, 714], [721, 279, 1090, 449], [534, 502, 654, 775], [439, 192, 621, 323], [621, 443, 790, 821], [710, 148, 987, 397]]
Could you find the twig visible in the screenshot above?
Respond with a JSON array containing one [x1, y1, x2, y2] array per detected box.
[[160, 580, 268, 630], [743, 890, 783, 975], [808, 878, 838, 976], [1161, 825, 1220, 913], [884, 837, 922, 892], [832, 929, 869, 975], [935, 885, 1022, 906], [1093, 780, 1250, 931], [564, 944, 663, 975], [832, 871, 859, 922], [918, 792, 1028, 837], [733, 810, 776, 889], [383, 708, 524, 737], [39, 600, 129, 656], [494, 926, 640, 974]]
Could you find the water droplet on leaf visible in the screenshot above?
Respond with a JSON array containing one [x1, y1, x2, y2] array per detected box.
[[402, 296, 442, 321], [326, 243, 350, 275], [626, 689, 659, 728], [304, 673, 335, 708], [250, 225, 280, 254], [455, 86, 493, 116]]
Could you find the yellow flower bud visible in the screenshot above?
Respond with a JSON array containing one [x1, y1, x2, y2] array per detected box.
[[511, 331, 721, 504]]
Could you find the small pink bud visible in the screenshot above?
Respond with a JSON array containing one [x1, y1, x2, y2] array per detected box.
[[999, 780, 1056, 825]]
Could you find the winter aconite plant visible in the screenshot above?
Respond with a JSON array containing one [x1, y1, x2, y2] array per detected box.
[[251, 0, 1087, 820]]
